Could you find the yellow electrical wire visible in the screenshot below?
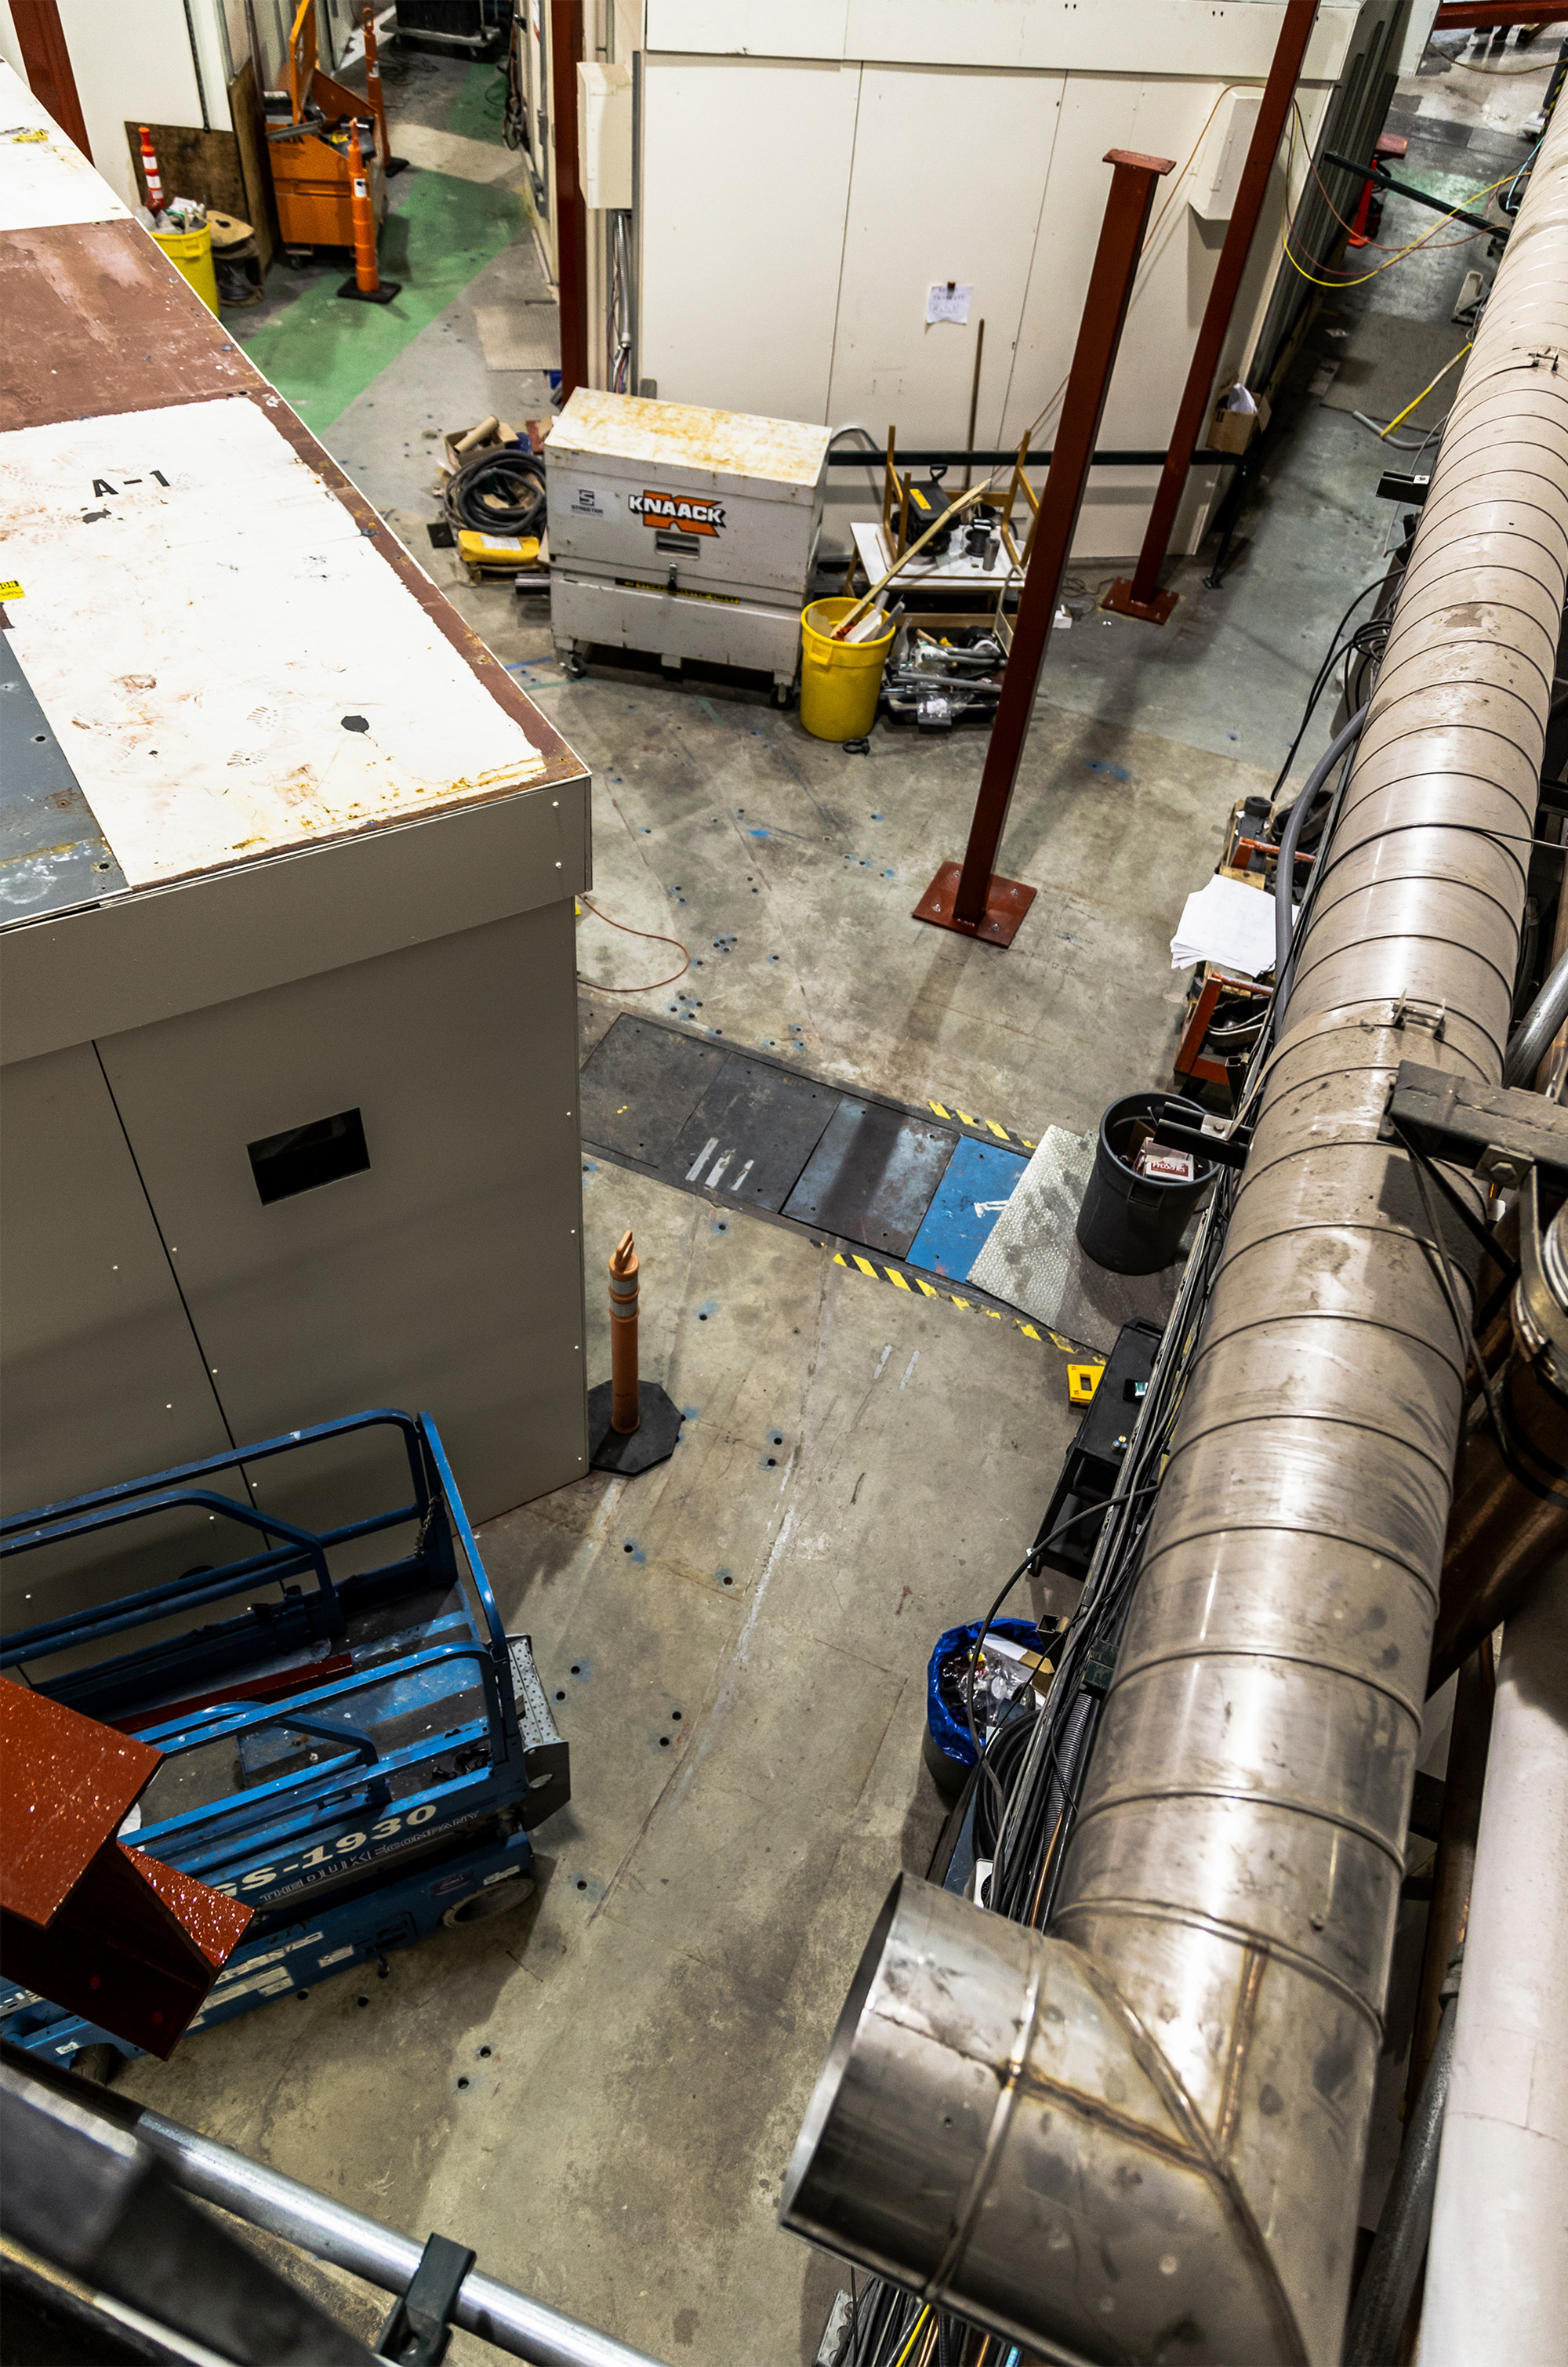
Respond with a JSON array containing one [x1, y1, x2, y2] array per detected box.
[[1020, 80, 1253, 447], [887, 2306, 932, 2367], [1380, 339, 1474, 437], [1439, 31, 1567, 74], [1279, 111, 1517, 289]]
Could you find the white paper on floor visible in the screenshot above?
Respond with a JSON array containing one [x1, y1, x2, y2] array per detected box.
[[967, 1126, 1183, 1356], [1171, 873, 1276, 978]]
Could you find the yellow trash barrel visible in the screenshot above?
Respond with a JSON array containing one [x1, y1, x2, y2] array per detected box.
[[151, 223, 220, 317], [799, 597, 897, 742]]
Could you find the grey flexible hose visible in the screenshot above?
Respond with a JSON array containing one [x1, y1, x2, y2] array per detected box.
[[826, 423, 885, 487], [1341, 1974, 1459, 2365], [1273, 704, 1370, 994], [1504, 943, 1568, 1086]]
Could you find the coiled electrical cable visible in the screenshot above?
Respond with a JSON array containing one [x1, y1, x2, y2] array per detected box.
[[442, 445, 546, 539]]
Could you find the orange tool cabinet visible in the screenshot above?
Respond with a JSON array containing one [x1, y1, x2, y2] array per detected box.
[[267, 0, 387, 254]]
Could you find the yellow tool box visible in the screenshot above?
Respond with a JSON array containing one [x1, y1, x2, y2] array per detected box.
[[458, 529, 543, 582]]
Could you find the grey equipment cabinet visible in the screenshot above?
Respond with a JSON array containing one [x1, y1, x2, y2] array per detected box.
[[0, 165, 593, 1617]]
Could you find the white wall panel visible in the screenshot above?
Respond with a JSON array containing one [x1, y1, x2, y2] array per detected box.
[[644, 0, 850, 59], [645, 0, 1357, 82], [638, 54, 862, 420], [825, 64, 1064, 450], [56, 0, 204, 209], [0, 5, 24, 82]]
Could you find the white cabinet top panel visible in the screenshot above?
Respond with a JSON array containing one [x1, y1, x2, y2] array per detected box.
[[551, 387, 833, 486], [0, 395, 549, 889], [0, 62, 129, 231]]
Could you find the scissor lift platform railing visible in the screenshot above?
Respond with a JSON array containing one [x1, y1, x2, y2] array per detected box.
[[0, 1410, 567, 2071]]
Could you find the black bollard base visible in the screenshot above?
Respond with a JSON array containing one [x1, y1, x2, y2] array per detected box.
[[587, 1380, 684, 1475]]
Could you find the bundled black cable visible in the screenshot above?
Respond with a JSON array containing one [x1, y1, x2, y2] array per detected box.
[[971, 1702, 1037, 1864], [442, 445, 546, 539]]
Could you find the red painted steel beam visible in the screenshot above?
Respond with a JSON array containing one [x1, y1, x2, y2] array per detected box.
[[550, 0, 589, 402], [1104, 0, 1321, 625], [0, 1686, 251, 2058], [9, 0, 92, 158], [913, 150, 1175, 946], [1434, 3, 1564, 24]]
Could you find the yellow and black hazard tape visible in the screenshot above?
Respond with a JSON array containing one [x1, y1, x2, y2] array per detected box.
[[927, 1099, 1037, 1153], [822, 1245, 1101, 1367]]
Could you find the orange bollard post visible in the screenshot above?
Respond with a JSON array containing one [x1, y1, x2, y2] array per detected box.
[[362, 5, 407, 177], [336, 122, 401, 304], [609, 1229, 641, 1435], [586, 1229, 684, 1474]]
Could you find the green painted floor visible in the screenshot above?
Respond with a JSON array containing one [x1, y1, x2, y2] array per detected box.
[[444, 57, 511, 144], [239, 168, 528, 435]]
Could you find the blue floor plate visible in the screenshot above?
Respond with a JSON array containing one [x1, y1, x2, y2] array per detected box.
[[906, 1138, 1029, 1280]]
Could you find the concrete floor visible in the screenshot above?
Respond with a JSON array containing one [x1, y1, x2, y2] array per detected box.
[[113, 38, 1540, 2367]]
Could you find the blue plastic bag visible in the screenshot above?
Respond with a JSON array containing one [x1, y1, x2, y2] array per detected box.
[[926, 1616, 1047, 1771]]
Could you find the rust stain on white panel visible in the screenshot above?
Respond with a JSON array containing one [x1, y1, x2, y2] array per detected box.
[[549, 388, 831, 488], [0, 395, 546, 886], [0, 64, 130, 231]]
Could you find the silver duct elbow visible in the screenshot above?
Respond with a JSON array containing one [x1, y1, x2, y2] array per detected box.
[[783, 103, 1568, 2367]]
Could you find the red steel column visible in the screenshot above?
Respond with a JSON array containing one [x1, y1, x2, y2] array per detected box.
[[549, 0, 589, 402], [1104, 0, 1320, 624], [11, 0, 91, 158], [914, 150, 1174, 946]]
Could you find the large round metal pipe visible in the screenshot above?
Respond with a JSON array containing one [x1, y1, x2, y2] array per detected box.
[[1049, 96, 1568, 2364], [782, 1875, 1307, 2363], [784, 96, 1568, 2367]]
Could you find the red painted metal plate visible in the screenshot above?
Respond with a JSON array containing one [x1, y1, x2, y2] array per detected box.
[[0, 1685, 158, 1926]]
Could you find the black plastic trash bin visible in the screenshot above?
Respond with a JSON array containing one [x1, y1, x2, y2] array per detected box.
[[1075, 1091, 1215, 1275]]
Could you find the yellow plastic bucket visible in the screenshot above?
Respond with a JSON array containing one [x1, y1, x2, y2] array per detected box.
[[799, 597, 897, 742], [152, 223, 220, 316]]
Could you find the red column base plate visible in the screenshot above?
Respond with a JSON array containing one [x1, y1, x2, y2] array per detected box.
[[913, 863, 1038, 947], [1101, 576, 1178, 626]]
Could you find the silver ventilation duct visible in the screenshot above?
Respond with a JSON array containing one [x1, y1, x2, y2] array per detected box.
[[782, 101, 1568, 2367]]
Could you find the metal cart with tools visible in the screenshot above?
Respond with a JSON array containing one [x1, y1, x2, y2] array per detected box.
[[0, 1410, 567, 2075]]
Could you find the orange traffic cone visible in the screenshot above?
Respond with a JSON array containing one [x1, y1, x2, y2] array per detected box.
[[336, 122, 401, 305], [139, 125, 165, 217], [362, 5, 407, 176]]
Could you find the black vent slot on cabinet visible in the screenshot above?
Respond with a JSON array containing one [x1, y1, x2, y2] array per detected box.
[[248, 1109, 369, 1204]]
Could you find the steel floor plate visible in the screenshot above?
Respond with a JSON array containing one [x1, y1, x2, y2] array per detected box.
[[781, 1101, 956, 1258], [670, 1055, 837, 1211], [967, 1127, 1183, 1352], [579, 1018, 730, 1166], [579, 1015, 1102, 1349], [905, 1137, 1030, 1280]]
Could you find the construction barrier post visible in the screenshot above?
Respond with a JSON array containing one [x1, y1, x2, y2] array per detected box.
[[336, 122, 401, 305], [609, 1229, 641, 1435], [586, 1229, 684, 1475]]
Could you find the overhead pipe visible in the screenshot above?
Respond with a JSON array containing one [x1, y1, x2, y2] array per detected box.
[[1504, 940, 1568, 1083], [1406, 1641, 1494, 2115], [2, 2046, 668, 2367], [1417, 1552, 1568, 2365], [783, 96, 1568, 2367], [1427, 1178, 1568, 1690], [1342, 1962, 1460, 2367]]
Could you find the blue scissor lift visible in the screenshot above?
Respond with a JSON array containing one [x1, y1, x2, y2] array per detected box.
[[0, 1410, 567, 2071]]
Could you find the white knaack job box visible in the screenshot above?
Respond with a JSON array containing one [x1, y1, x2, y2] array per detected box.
[[546, 390, 832, 698]]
